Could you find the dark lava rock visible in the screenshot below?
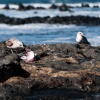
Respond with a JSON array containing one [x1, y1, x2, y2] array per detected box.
[[59, 4, 72, 12], [18, 3, 25, 10], [49, 4, 72, 12], [49, 4, 58, 9], [0, 42, 99, 100], [81, 3, 90, 8], [18, 3, 45, 11], [25, 5, 35, 10], [3, 4, 10, 9], [36, 7, 46, 9], [93, 5, 99, 8], [2, 3, 46, 11], [0, 14, 100, 25]]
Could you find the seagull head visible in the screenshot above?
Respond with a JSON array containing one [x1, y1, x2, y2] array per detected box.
[[77, 32, 84, 36], [76, 31, 84, 43], [6, 38, 24, 48]]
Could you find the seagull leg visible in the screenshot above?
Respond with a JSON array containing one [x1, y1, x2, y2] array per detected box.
[[75, 43, 80, 49]]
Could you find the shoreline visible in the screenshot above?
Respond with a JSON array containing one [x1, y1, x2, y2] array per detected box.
[[0, 42, 99, 99]]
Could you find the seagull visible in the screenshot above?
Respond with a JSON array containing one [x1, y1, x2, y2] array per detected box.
[[5, 38, 24, 48], [20, 49, 36, 62], [76, 32, 90, 45]]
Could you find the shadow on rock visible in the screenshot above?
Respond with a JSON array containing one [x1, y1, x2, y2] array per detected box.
[[0, 62, 30, 82], [26, 88, 91, 100]]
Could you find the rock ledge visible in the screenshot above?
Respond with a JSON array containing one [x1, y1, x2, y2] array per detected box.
[[0, 43, 100, 100]]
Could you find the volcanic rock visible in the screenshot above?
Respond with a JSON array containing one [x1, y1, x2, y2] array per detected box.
[[81, 3, 90, 7], [49, 4, 58, 9], [0, 14, 100, 25], [0, 42, 99, 100], [59, 4, 72, 12], [18, 3, 25, 10], [3, 4, 10, 9]]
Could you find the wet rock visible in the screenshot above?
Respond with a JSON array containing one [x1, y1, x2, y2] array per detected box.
[[49, 4, 72, 12], [81, 3, 90, 8], [49, 4, 58, 9], [93, 5, 99, 8], [25, 5, 35, 10], [0, 42, 99, 99], [59, 4, 72, 12], [17, 3, 45, 11], [18, 3, 25, 10], [3, 4, 10, 9], [0, 53, 18, 67], [0, 14, 100, 25], [0, 42, 6, 49], [36, 7, 46, 9]]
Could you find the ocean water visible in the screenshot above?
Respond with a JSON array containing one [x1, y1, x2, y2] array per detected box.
[[0, 24, 99, 46], [0, 0, 99, 4], [0, 3, 99, 46], [0, 3, 100, 18]]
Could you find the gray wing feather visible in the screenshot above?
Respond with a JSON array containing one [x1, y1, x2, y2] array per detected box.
[[81, 36, 90, 45]]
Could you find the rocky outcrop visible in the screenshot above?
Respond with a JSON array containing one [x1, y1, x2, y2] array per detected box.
[[0, 14, 100, 25], [2, 3, 46, 11], [0, 41, 100, 100], [59, 4, 72, 12], [49, 4, 72, 12], [18, 3, 45, 11], [3, 3, 72, 11], [49, 4, 58, 9], [3, 4, 10, 9], [2, 3, 100, 11], [81, 3, 90, 8]]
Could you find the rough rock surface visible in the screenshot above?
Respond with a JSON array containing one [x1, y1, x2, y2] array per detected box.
[[0, 14, 100, 25], [2, 3, 99, 11], [2, 3, 72, 11], [0, 42, 100, 100]]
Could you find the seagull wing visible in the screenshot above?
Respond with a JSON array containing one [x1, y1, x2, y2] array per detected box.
[[82, 36, 90, 45]]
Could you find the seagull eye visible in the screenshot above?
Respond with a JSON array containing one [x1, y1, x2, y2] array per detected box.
[[80, 33, 82, 35]]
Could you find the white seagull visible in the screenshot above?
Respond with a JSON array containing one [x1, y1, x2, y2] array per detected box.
[[20, 49, 36, 62], [5, 38, 24, 48], [76, 32, 90, 45]]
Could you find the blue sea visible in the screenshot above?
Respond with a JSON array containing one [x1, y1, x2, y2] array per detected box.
[[0, 3, 100, 46], [0, 0, 99, 4]]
